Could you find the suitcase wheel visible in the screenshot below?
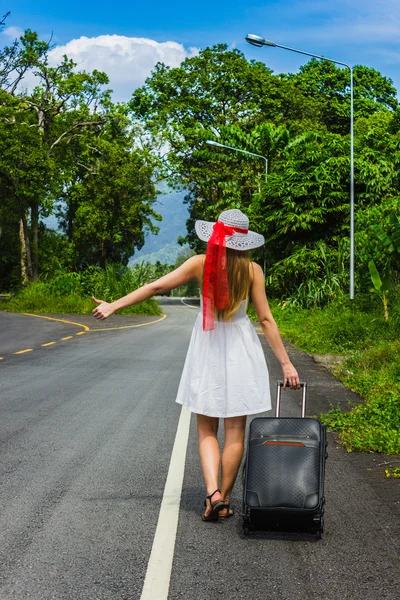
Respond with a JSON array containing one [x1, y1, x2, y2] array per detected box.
[[313, 514, 324, 540], [243, 525, 250, 536]]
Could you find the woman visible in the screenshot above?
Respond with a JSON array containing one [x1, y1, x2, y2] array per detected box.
[[92, 209, 300, 522]]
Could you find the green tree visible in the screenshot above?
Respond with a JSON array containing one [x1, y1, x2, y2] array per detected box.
[[131, 45, 399, 278], [0, 90, 51, 284], [289, 59, 398, 134], [0, 29, 110, 281], [62, 136, 160, 269], [131, 44, 285, 139], [130, 44, 298, 237], [260, 112, 400, 299]]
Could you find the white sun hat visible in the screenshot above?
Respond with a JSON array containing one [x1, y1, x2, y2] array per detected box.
[[195, 209, 264, 250]]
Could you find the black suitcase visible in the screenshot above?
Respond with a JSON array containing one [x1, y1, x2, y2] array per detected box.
[[242, 381, 327, 538]]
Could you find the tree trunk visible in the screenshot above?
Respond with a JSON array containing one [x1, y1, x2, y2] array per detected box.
[[31, 203, 39, 281], [21, 213, 34, 282], [19, 219, 28, 286], [383, 293, 389, 322]]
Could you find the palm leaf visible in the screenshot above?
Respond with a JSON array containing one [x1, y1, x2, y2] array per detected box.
[[370, 224, 394, 251], [368, 260, 382, 293]]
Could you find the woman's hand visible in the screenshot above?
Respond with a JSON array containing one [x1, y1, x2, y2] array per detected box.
[[281, 361, 300, 389], [92, 297, 115, 320]]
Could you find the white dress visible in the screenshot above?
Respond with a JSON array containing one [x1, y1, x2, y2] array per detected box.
[[176, 295, 272, 418]]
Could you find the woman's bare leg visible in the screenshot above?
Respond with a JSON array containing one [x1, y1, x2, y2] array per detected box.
[[220, 415, 247, 515], [196, 414, 223, 516]]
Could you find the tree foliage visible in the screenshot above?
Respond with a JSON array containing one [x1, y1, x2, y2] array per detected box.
[[0, 25, 160, 288], [1, 29, 399, 305], [62, 135, 159, 269], [131, 44, 399, 303], [287, 59, 398, 134]]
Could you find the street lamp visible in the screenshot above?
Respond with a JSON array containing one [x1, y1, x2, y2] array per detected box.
[[246, 33, 355, 299], [206, 140, 268, 182]]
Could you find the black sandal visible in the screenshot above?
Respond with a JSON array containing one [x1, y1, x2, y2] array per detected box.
[[202, 489, 224, 522], [219, 504, 234, 519]]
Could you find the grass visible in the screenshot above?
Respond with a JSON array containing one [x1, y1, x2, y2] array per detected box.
[[268, 299, 398, 354], [249, 295, 400, 455], [2, 266, 162, 316], [385, 467, 400, 479], [2, 286, 161, 316]]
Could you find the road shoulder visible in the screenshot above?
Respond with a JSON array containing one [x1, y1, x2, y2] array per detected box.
[[254, 322, 400, 542]]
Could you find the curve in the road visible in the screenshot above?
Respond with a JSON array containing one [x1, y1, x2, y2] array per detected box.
[[22, 312, 167, 332], [23, 313, 91, 331], [0, 312, 167, 361], [90, 314, 167, 332]]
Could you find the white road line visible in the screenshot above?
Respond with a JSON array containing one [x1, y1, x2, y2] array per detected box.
[[140, 406, 191, 600], [180, 297, 199, 309]]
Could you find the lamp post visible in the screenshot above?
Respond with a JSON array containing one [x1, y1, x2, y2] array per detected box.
[[245, 33, 355, 299], [206, 140, 268, 182]]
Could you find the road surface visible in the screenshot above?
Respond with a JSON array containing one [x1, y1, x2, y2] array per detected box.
[[0, 302, 398, 599]]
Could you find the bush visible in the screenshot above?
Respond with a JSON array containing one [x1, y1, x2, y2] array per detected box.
[[3, 283, 94, 314], [321, 391, 400, 454], [259, 296, 398, 354], [3, 263, 162, 316], [267, 240, 349, 307]]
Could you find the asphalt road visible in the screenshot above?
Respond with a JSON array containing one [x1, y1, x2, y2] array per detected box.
[[0, 303, 399, 600]]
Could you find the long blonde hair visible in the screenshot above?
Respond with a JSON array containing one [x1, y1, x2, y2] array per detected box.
[[202, 248, 252, 321]]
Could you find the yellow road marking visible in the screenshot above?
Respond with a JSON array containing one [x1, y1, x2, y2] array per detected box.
[[2, 312, 167, 361], [91, 313, 167, 331], [22, 313, 90, 331], [20, 312, 166, 332]]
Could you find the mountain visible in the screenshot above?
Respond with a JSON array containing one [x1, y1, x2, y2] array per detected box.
[[129, 189, 190, 265], [43, 188, 190, 267]]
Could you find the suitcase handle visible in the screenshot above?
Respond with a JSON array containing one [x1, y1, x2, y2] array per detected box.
[[276, 381, 307, 418]]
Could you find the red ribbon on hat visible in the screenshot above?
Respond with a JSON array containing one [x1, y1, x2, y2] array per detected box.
[[202, 220, 248, 331]]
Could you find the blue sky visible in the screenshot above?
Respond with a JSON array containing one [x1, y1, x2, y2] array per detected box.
[[2, 0, 400, 100]]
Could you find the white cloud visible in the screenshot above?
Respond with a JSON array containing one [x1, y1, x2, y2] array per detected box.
[[2, 26, 24, 39], [47, 35, 199, 100]]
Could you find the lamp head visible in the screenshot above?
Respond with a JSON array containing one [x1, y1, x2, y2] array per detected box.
[[245, 33, 277, 47], [206, 140, 224, 148]]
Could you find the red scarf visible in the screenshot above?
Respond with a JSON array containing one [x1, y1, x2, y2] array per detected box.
[[202, 220, 248, 331]]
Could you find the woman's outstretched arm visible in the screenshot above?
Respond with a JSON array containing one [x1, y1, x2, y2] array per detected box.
[[251, 262, 300, 389], [92, 255, 203, 320]]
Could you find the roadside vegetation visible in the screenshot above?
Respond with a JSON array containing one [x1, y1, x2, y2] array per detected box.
[[2, 249, 198, 315], [250, 294, 400, 456], [0, 16, 399, 456], [3, 263, 162, 316]]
